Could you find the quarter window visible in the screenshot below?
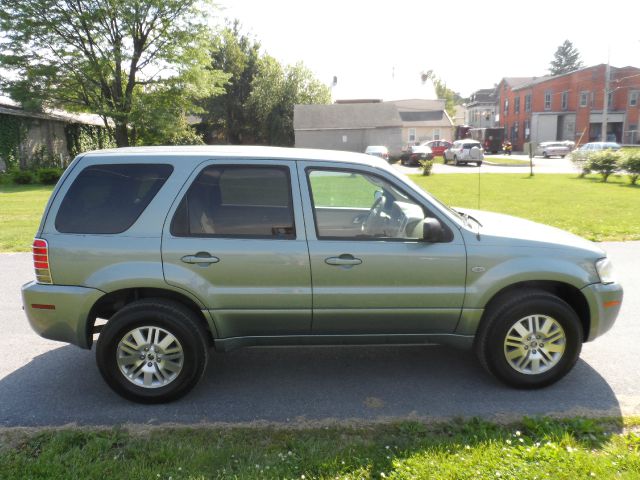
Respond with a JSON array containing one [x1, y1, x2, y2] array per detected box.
[[307, 169, 429, 241], [55, 164, 173, 234], [171, 165, 295, 239]]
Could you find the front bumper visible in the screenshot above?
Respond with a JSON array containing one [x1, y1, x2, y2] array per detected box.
[[581, 282, 624, 341], [21, 281, 104, 349]]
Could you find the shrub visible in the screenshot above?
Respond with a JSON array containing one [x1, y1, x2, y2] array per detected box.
[[11, 169, 34, 184], [419, 159, 433, 176], [569, 149, 591, 177], [37, 167, 63, 185], [587, 150, 620, 182], [619, 149, 640, 185]]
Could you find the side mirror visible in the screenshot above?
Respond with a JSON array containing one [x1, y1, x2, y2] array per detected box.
[[421, 218, 446, 243]]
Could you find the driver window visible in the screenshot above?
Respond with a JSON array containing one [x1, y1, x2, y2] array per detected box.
[[308, 169, 427, 240]]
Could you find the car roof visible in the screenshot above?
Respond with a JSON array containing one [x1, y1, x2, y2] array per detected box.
[[80, 145, 390, 168]]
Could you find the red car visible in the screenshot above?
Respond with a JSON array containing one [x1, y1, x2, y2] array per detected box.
[[422, 140, 452, 156]]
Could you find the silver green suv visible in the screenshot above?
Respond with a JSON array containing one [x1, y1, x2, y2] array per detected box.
[[22, 146, 623, 403]]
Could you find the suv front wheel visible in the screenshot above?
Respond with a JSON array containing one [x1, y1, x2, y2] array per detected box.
[[475, 290, 582, 389], [96, 298, 209, 403]]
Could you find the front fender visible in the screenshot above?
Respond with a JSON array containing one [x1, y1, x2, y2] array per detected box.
[[463, 245, 598, 310]]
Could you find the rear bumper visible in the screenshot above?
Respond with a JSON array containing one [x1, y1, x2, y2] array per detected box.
[[21, 281, 104, 349], [581, 282, 624, 341]]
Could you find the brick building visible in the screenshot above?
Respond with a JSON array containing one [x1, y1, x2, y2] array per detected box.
[[497, 65, 640, 150]]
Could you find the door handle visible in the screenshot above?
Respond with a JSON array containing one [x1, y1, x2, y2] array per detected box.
[[325, 254, 362, 266], [181, 253, 220, 265]]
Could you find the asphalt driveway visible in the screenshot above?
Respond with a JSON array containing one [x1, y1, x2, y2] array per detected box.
[[1, 242, 638, 427]]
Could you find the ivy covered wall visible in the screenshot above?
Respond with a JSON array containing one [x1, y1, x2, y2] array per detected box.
[[0, 112, 115, 170], [0, 113, 28, 170], [65, 123, 116, 158]]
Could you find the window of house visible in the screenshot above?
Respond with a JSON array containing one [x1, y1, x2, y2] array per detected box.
[[170, 165, 295, 239], [607, 91, 614, 109], [544, 91, 552, 110], [514, 97, 520, 114], [524, 120, 530, 141], [525, 94, 531, 113], [433, 128, 440, 140], [629, 91, 639, 107], [580, 91, 589, 107], [561, 91, 568, 110], [408, 128, 416, 143], [504, 98, 509, 114]]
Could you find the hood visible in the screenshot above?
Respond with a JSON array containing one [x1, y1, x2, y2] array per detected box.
[[454, 208, 605, 256]]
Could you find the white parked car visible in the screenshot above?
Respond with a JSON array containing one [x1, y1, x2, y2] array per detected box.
[[443, 140, 484, 166], [535, 142, 571, 158], [576, 142, 621, 152], [364, 145, 389, 160]]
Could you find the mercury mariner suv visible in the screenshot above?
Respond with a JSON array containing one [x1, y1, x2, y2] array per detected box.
[[22, 146, 623, 403]]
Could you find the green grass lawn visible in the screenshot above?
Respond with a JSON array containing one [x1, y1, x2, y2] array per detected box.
[[0, 184, 53, 252], [412, 173, 640, 242], [1, 417, 638, 479]]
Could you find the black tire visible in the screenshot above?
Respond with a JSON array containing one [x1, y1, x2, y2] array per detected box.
[[474, 289, 582, 389], [454, 155, 459, 166], [477, 161, 482, 167], [543, 152, 549, 158], [96, 298, 209, 403]]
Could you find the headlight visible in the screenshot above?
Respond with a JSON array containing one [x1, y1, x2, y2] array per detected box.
[[595, 257, 615, 284]]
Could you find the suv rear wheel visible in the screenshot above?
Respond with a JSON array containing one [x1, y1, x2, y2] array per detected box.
[[96, 298, 209, 403], [475, 290, 582, 388]]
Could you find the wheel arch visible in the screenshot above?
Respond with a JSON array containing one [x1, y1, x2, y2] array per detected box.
[[86, 287, 216, 348], [479, 280, 590, 340]]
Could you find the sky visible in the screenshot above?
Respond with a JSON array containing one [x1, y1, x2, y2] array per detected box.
[[215, 0, 640, 101]]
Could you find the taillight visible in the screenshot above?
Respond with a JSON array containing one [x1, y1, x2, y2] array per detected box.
[[33, 238, 52, 284]]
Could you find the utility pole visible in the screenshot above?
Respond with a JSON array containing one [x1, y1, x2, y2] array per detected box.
[[601, 60, 611, 141]]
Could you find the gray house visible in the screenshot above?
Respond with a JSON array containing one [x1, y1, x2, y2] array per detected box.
[[294, 102, 403, 154], [294, 99, 453, 156]]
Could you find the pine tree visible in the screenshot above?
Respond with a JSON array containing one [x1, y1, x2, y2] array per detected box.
[[549, 40, 584, 76]]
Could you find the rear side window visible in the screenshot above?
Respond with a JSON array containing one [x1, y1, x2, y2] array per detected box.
[[55, 164, 173, 234], [170, 165, 295, 239]]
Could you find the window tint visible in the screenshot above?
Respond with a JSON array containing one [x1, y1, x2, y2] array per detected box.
[[55, 164, 173, 234], [308, 169, 428, 240], [171, 165, 295, 239]]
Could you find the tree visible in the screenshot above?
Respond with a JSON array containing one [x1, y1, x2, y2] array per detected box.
[[549, 40, 584, 76], [421, 70, 462, 120], [249, 58, 331, 146], [200, 21, 262, 144], [0, 0, 226, 147]]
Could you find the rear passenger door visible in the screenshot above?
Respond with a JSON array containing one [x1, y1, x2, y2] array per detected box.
[[162, 160, 312, 338]]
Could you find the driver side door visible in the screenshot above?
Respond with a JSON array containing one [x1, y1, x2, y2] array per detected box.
[[298, 162, 467, 335]]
